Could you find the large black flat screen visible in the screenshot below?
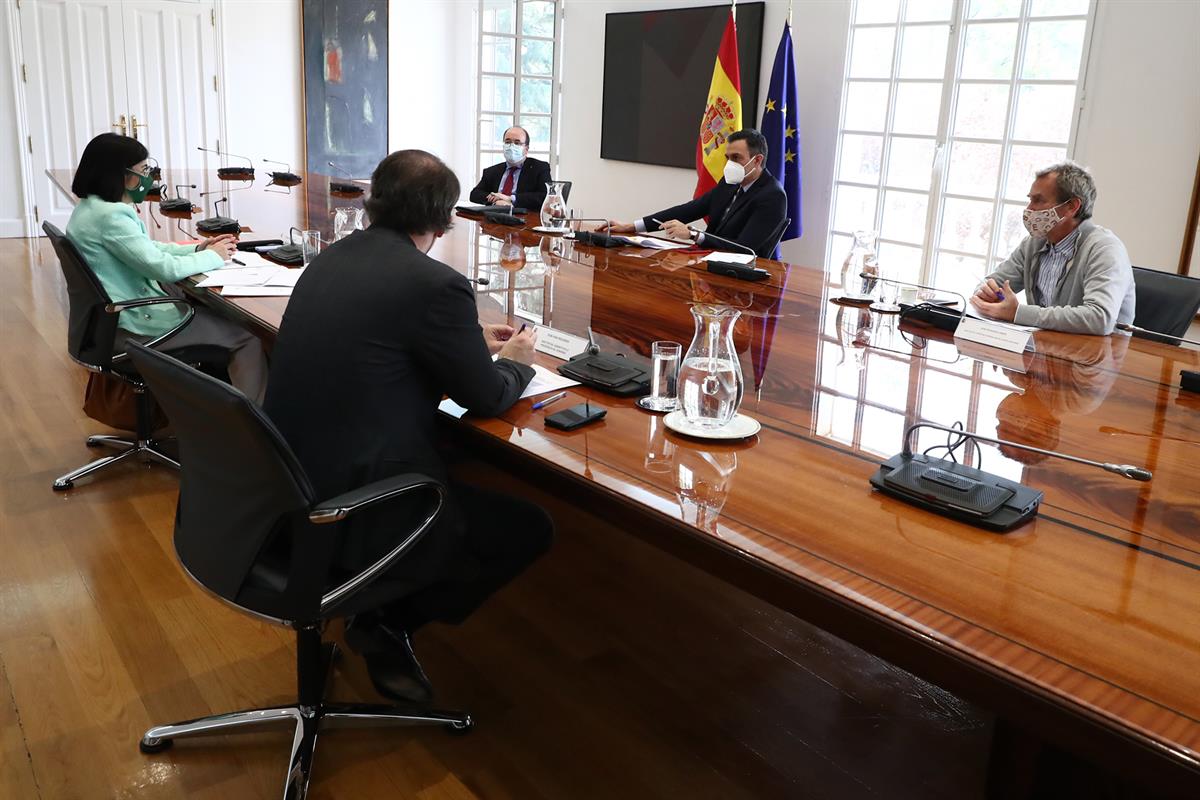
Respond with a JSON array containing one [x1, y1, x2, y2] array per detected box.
[[602, 2, 765, 169]]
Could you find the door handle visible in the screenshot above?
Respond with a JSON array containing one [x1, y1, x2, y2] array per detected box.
[[131, 115, 148, 141], [112, 114, 127, 136]]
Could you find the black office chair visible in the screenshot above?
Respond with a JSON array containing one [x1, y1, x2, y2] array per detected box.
[[759, 216, 791, 259], [124, 341, 471, 800], [42, 221, 227, 491], [1131, 266, 1200, 342]]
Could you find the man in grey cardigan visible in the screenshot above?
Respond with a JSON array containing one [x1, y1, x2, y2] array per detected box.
[[971, 161, 1135, 335]]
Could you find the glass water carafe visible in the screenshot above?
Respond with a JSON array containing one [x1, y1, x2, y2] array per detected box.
[[540, 181, 570, 229], [839, 229, 879, 297], [679, 305, 744, 429], [333, 207, 365, 241]]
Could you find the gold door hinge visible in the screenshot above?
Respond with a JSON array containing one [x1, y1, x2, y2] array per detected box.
[[27, 135, 32, 154], [211, 8, 215, 26], [213, 75, 218, 92], [21, 64, 28, 82], [34, 206, 40, 223]]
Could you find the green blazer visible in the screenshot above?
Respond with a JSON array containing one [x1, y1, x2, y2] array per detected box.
[[65, 196, 223, 336]]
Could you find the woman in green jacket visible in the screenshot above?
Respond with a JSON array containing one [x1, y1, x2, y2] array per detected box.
[[65, 133, 267, 402]]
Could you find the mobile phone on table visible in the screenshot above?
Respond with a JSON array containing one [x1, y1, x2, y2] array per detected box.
[[544, 402, 606, 431]]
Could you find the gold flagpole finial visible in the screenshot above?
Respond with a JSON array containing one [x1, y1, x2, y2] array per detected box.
[[788, 1, 793, 26]]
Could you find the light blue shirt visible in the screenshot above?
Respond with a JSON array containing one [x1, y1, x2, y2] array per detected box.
[[1033, 226, 1080, 306]]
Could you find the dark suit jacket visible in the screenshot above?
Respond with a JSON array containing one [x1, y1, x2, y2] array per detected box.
[[469, 157, 552, 210], [264, 226, 534, 571], [643, 171, 787, 258]]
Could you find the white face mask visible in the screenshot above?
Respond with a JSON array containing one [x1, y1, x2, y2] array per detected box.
[[503, 143, 526, 165], [1022, 200, 1070, 238], [723, 159, 746, 185]]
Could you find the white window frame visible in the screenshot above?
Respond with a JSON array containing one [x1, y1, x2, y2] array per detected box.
[[475, 0, 563, 179], [827, 0, 1097, 289]]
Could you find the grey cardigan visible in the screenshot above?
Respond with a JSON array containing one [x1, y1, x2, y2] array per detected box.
[[987, 220, 1135, 335]]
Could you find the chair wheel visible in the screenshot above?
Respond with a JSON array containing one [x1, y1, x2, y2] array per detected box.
[[447, 716, 474, 736], [53, 480, 73, 492], [139, 736, 174, 754]]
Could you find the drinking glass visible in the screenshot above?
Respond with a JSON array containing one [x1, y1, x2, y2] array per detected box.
[[301, 230, 322, 267], [643, 341, 681, 411]]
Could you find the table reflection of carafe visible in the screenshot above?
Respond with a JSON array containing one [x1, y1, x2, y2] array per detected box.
[[674, 447, 737, 533], [679, 305, 743, 429], [499, 234, 526, 271], [839, 230, 878, 297], [540, 181, 570, 230]]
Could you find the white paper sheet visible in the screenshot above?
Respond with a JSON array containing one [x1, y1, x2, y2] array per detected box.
[[437, 398, 469, 418], [219, 285, 294, 297], [624, 235, 691, 251], [520, 363, 580, 399], [196, 267, 279, 287], [225, 251, 274, 269], [262, 268, 305, 287]]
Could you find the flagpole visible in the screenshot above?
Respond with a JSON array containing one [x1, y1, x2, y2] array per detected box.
[[788, 0, 793, 26], [731, 0, 736, 24]]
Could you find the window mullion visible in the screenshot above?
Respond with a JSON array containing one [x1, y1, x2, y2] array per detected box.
[[919, 0, 966, 285], [990, 0, 1032, 270], [875, 7, 906, 240]]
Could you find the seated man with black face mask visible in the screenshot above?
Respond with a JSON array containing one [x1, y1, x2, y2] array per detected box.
[[599, 128, 787, 258], [971, 161, 1135, 335], [265, 149, 552, 704]]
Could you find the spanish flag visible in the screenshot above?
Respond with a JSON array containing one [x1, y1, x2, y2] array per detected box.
[[694, 10, 742, 198]]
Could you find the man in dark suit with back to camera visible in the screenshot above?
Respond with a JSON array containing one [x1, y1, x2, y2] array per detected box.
[[600, 128, 787, 258], [469, 125, 552, 210], [265, 149, 552, 704]]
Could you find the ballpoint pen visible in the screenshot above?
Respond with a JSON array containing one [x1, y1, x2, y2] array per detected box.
[[231, 257, 246, 266], [532, 391, 567, 410]]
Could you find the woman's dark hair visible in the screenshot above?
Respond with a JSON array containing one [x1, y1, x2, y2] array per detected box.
[[71, 133, 149, 202], [365, 149, 460, 235]]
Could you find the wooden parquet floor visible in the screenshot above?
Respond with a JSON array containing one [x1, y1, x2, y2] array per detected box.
[[0, 237, 993, 799]]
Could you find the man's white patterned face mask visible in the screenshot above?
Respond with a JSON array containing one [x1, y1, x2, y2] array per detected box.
[[1022, 200, 1070, 238]]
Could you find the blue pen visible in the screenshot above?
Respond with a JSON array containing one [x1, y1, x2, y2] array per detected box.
[[996, 290, 1005, 301], [532, 391, 566, 410]]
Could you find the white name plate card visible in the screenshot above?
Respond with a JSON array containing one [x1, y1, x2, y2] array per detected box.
[[533, 326, 589, 360], [953, 316, 1033, 354]]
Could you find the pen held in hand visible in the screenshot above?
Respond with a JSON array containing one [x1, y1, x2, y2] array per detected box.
[[532, 391, 567, 410]]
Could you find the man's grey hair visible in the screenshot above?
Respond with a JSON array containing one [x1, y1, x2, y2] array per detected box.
[[1036, 160, 1096, 222]]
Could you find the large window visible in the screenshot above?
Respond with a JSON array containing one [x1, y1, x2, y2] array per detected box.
[[477, 0, 561, 176], [828, 0, 1093, 299]]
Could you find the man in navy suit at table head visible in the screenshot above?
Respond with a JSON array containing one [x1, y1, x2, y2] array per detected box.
[[468, 125, 552, 210]]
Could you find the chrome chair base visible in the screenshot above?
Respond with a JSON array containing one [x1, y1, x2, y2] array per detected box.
[[52, 434, 179, 491], [139, 644, 472, 800]]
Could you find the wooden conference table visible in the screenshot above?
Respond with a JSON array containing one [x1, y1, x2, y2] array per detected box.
[[49, 168, 1200, 791]]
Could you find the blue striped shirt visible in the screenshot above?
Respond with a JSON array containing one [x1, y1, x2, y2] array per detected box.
[[1034, 226, 1080, 306]]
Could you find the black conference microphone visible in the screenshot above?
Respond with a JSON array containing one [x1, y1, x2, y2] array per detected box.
[[197, 146, 255, 180], [1116, 322, 1200, 348], [327, 162, 364, 196], [570, 218, 625, 248], [870, 421, 1152, 532], [147, 157, 162, 181], [678, 224, 772, 282], [264, 158, 302, 191], [196, 197, 241, 235], [159, 184, 196, 214]]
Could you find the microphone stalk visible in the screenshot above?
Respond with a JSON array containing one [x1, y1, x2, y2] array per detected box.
[[1116, 322, 1200, 348], [901, 421, 1152, 482]]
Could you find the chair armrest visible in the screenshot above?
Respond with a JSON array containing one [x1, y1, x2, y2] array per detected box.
[[309, 473, 445, 524], [105, 296, 196, 364], [106, 296, 193, 313], [312, 474, 447, 615]]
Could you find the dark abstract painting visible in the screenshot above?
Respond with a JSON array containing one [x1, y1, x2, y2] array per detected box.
[[302, 0, 387, 224]]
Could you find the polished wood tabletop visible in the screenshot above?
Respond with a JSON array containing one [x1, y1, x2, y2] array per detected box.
[[48, 168, 1200, 787]]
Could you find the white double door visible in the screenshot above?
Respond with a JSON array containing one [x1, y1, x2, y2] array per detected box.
[[18, 0, 222, 232]]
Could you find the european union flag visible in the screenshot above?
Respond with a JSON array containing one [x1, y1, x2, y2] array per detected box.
[[761, 22, 802, 252]]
